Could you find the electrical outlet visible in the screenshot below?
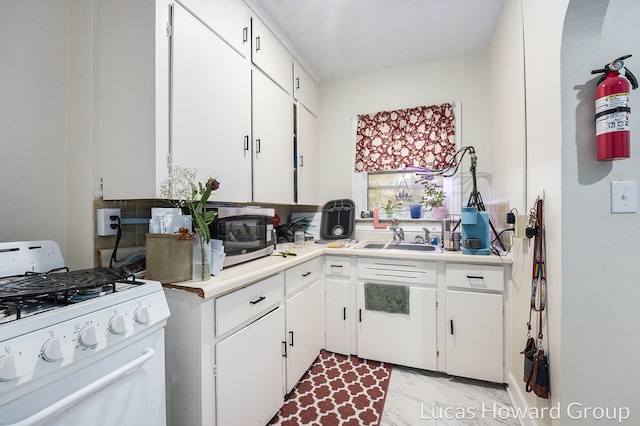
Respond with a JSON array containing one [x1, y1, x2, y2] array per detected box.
[[97, 208, 121, 236], [514, 215, 528, 238]]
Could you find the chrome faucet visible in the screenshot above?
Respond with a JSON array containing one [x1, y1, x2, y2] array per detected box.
[[390, 226, 405, 241], [422, 227, 430, 243]]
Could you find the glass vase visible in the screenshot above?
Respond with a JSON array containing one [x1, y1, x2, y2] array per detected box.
[[192, 229, 211, 281]]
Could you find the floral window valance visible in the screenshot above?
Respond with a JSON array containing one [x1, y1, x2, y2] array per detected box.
[[354, 103, 456, 172]]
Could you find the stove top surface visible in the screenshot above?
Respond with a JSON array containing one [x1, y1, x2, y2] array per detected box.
[[0, 267, 147, 325]]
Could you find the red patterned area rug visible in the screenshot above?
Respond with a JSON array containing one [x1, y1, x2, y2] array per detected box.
[[269, 350, 392, 426]]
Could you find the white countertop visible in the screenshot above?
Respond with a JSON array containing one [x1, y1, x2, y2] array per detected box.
[[162, 241, 512, 300]]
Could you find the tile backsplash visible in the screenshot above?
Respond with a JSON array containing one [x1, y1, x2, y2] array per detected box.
[[93, 199, 320, 267]]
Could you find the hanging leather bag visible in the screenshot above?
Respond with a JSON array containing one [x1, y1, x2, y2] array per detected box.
[[521, 198, 550, 399], [525, 347, 549, 399]]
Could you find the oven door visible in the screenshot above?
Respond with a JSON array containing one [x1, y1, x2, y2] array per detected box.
[[0, 330, 166, 426]]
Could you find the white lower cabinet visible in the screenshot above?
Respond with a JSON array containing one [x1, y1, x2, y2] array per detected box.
[[445, 290, 504, 383], [324, 257, 355, 356], [325, 277, 351, 355], [445, 263, 505, 383], [285, 280, 324, 393], [216, 306, 285, 426], [357, 282, 438, 371]]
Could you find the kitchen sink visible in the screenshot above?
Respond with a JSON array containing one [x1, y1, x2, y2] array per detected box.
[[356, 241, 442, 252]]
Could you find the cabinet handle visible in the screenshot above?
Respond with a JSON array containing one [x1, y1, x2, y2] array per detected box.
[[249, 296, 265, 305], [302, 271, 311, 277], [343, 307, 347, 321], [466, 275, 484, 280], [299, 155, 304, 167], [242, 27, 248, 44], [256, 138, 261, 153], [289, 331, 294, 347], [255, 36, 260, 52], [243, 135, 249, 152], [359, 309, 362, 322], [450, 319, 454, 335], [295, 77, 300, 90], [282, 341, 287, 358]]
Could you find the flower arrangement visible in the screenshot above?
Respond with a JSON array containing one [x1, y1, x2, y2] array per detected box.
[[158, 165, 220, 243]]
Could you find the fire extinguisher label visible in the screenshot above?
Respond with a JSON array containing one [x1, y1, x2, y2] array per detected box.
[[595, 93, 630, 135]]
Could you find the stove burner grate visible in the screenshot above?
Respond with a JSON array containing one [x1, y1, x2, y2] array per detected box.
[[0, 267, 134, 301]]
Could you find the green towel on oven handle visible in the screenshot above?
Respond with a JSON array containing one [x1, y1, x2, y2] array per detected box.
[[364, 282, 410, 314]]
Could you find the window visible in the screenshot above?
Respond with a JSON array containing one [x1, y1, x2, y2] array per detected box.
[[352, 102, 461, 215], [367, 171, 443, 211]]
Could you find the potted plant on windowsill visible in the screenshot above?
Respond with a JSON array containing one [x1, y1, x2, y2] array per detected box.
[[421, 181, 447, 219], [382, 199, 400, 218]]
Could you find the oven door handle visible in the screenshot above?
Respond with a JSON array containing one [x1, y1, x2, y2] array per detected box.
[[8, 347, 155, 426]]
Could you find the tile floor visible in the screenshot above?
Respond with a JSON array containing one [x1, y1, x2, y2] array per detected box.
[[381, 366, 520, 426]]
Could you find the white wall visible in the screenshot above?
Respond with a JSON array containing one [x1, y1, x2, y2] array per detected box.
[[512, 0, 568, 423], [561, 0, 640, 423], [318, 53, 492, 206], [0, 1, 70, 258]]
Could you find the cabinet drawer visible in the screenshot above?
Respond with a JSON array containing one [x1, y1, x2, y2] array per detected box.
[[285, 257, 322, 295], [215, 273, 284, 336], [325, 257, 352, 277], [357, 258, 436, 285], [445, 263, 504, 292]]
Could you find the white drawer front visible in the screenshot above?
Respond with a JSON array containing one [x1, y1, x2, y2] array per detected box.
[[357, 258, 436, 285], [215, 273, 284, 336], [285, 257, 323, 295], [445, 263, 504, 292], [324, 257, 352, 277]]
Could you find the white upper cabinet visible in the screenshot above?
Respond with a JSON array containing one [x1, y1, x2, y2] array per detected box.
[[251, 17, 293, 94], [296, 104, 319, 205], [171, 3, 252, 202], [177, 0, 251, 57], [252, 70, 294, 204], [293, 61, 319, 117], [99, 0, 170, 199]]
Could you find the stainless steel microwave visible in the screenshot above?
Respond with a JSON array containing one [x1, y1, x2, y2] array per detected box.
[[208, 206, 275, 268]]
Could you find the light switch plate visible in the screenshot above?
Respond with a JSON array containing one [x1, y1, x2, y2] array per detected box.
[[611, 181, 637, 214]]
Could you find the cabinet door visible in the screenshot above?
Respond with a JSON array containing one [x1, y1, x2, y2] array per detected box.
[[325, 277, 351, 355], [293, 61, 319, 116], [252, 70, 294, 204], [172, 4, 252, 202], [100, 0, 170, 199], [285, 280, 324, 393], [178, 0, 251, 57], [252, 17, 292, 93], [296, 104, 319, 205], [446, 290, 503, 383], [357, 283, 437, 371], [216, 307, 285, 426]]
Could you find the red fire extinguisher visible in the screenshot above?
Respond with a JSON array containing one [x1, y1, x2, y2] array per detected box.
[[591, 55, 638, 161]]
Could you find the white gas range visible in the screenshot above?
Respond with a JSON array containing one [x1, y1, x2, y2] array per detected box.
[[0, 241, 170, 426]]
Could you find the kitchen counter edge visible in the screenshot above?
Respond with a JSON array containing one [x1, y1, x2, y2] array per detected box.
[[162, 244, 512, 300]]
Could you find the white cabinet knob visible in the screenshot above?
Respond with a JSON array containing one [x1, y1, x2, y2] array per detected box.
[[0, 352, 31, 381], [109, 315, 132, 335], [42, 337, 74, 362], [78, 325, 106, 347], [134, 306, 151, 325]]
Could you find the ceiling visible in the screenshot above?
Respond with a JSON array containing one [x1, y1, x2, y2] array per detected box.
[[249, 0, 506, 82]]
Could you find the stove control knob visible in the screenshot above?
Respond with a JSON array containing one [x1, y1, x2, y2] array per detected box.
[[109, 315, 132, 335], [78, 325, 107, 348], [42, 337, 74, 362], [0, 351, 31, 382], [134, 306, 151, 325]]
